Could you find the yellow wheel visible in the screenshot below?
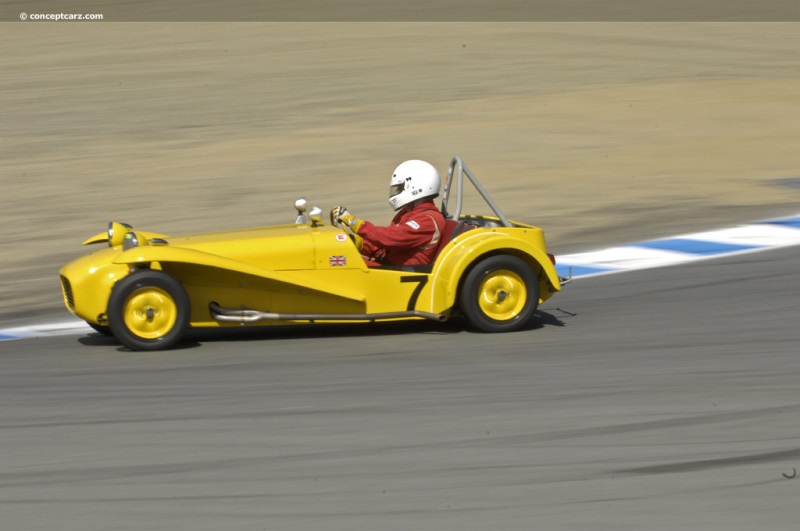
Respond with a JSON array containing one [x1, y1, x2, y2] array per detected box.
[[108, 270, 190, 351], [122, 287, 178, 340], [477, 269, 528, 322], [461, 255, 540, 333]]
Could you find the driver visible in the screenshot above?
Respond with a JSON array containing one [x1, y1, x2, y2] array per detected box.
[[330, 159, 445, 267]]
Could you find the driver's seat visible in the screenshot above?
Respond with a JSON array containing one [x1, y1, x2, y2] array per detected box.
[[432, 218, 475, 262]]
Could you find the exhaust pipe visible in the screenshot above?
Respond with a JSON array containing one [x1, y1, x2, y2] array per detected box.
[[209, 302, 447, 325]]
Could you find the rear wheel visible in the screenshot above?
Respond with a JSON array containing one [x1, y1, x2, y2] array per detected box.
[[108, 270, 190, 351], [460, 255, 539, 333]]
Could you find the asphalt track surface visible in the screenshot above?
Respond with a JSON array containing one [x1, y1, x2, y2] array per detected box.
[[2, 244, 799, 530]]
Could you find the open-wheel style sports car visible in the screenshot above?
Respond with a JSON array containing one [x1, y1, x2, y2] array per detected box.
[[59, 156, 570, 351]]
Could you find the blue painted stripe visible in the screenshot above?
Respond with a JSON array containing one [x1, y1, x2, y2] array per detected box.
[[556, 264, 615, 278], [632, 238, 758, 255], [762, 216, 800, 229], [0, 333, 21, 340]]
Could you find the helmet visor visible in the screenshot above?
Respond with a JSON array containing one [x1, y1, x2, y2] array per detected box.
[[389, 182, 405, 198]]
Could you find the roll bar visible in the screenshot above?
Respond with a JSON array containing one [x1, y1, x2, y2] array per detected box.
[[441, 156, 511, 227]]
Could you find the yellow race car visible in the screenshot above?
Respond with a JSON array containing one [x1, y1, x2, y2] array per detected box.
[[59, 156, 568, 351]]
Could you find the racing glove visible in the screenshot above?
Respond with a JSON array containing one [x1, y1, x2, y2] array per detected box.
[[330, 206, 363, 232], [330, 206, 364, 250], [330, 206, 346, 228]]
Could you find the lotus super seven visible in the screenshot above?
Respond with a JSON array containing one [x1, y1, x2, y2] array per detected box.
[[59, 156, 569, 350]]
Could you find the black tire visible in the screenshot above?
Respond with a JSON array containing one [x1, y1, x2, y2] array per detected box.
[[86, 322, 112, 336], [107, 270, 190, 351], [459, 255, 540, 333]]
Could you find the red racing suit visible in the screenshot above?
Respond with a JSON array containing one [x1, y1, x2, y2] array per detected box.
[[356, 200, 445, 267]]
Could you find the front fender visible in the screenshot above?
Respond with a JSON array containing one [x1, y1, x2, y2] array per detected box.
[[112, 245, 365, 303], [427, 229, 561, 313], [82, 230, 170, 246]]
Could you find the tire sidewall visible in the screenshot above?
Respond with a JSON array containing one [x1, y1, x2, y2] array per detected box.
[[86, 322, 112, 336], [107, 270, 190, 351], [460, 255, 540, 333]]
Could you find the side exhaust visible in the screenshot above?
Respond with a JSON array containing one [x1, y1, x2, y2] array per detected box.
[[209, 302, 447, 325]]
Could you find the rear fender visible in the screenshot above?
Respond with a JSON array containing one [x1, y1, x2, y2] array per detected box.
[[428, 230, 561, 312]]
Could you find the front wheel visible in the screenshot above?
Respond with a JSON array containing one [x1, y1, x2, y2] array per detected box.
[[107, 270, 190, 351], [460, 255, 540, 333], [86, 322, 112, 336]]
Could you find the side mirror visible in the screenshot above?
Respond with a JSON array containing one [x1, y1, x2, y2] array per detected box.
[[308, 206, 323, 227], [295, 197, 309, 224]]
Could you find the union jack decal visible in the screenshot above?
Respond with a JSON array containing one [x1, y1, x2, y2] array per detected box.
[[329, 255, 347, 267]]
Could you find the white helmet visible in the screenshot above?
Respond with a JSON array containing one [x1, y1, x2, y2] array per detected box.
[[388, 160, 441, 211]]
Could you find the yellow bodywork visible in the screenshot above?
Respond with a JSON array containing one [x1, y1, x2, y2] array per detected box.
[[60, 219, 561, 328]]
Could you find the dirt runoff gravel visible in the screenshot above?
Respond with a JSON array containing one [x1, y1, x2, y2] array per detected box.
[[1, 23, 799, 324]]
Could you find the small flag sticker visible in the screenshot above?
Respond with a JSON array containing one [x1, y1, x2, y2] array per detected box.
[[329, 255, 347, 267]]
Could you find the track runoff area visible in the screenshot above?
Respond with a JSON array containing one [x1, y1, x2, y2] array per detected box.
[[2, 213, 800, 342]]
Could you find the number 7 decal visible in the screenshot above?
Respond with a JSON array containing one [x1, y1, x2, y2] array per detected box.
[[401, 275, 428, 311]]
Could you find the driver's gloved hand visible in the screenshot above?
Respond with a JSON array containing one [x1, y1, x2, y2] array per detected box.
[[329, 207, 364, 249], [331, 206, 363, 232], [330, 206, 346, 228]]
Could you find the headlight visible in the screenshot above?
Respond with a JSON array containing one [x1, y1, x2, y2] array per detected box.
[[123, 231, 139, 250], [108, 221, 132, 248], [122, 230, 150, 251]]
